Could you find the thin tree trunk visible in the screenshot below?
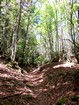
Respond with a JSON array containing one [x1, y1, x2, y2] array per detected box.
[[55, 10, 59, 52], [0, 1, 1, 14], [0, 0, 2, 54], [11, 0, 22, 61], [55, 0, 59, 52], [46, 18, 53, 61], [48, 31, 53, 61], [21, 0, 33, 64], [70, 0, 77, 56], [22, 16, 30, 63], [2, 0, 9, 56]]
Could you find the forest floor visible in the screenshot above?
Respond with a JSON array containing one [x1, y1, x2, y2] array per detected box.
[[0, 56, 79, 105]]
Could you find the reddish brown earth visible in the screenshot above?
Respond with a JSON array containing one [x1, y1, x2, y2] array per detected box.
[[0, 57, 79, 105]]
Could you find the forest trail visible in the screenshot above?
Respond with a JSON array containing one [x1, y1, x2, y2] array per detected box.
[[0, 57, 79, 105]]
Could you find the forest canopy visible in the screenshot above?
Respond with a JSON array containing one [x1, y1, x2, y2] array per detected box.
[[0, 0, 79, 67]]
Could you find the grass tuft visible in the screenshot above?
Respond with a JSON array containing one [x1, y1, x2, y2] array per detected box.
[[56, 98, 68, 105], [72, 95, 79, 102]]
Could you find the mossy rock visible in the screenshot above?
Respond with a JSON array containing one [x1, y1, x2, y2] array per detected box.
[[56, 98, 68, 105]]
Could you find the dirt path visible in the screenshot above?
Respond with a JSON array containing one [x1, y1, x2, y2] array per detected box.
[[0, 59, 79, 105]]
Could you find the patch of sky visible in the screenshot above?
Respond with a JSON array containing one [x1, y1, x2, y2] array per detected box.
[[34, 15, 42, 24]]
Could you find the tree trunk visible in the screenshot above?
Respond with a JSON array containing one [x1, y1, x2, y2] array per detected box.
[[55, 9, 59, 52], [11, 0, 22, 61], [0, 0, 2, 54], [55, 0, 59, 52], [21, 16, 30, 64], [48, 31, 53, 61], [70, 0, 77, 58], [2, 0, 8, 56]]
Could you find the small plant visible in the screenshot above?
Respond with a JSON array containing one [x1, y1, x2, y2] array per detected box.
[[34, 55, 46, 65], [72, 95, 79, 102], [26, 94, 33, 100], [56, 98, 68, 105], [6, 101, 11, 105], [52, 52, 59, 62], [9, 61, 18, 69]]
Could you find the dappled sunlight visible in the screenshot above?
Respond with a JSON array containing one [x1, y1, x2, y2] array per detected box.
[[26, 73, 44, 80], [63, 81, 71, 85], [66, 91, 75, 96], [27, 78, 44, 86], [57, 83, 61, 86], [51, 85, 55, 89], [0, 63, 36, 100], [32, 79, 44, 86], [0, 92, 6, 97], [32, 67, 41, 73], [35, 88, 48, 94], [53, 62, 76, 69], [18, 70, 45, 87], [0, 0, 79, 104], [0, 64, 7, 70], [0, 58, 79, 105], [24, 72, 44, 86]]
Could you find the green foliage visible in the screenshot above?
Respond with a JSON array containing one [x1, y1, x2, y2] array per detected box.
[[1, 0, 79, 66], [73, 3, 79, 11], [72, 95, 79, 102], [52, 52, 59, 62], [56, 98, 68, 105], [8, 61, 18, 69], [34, 55, 46, 65], [6, 101, 11, 105]]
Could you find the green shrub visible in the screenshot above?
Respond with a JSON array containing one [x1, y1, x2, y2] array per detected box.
[[6, 101, 11, 105], [52, 52, 59, 62], [34, 55, 45, 65], [72, 95, 79, 102], [56, 98, 68, 105]]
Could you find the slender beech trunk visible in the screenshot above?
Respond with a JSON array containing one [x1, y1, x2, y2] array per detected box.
[[0, 0, 2, 54], [20, 1, 33, 64], [55, 0, 59, 52], [48, 31, 53, 61], [11, 0, 22, 61], [46, 19, 53, 61], [70, 0, 76, 56], [21, 16, 30, 64], [0, 1, 1, 14], [2, 0, 8, 56], [55, 10, 59, 52]]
